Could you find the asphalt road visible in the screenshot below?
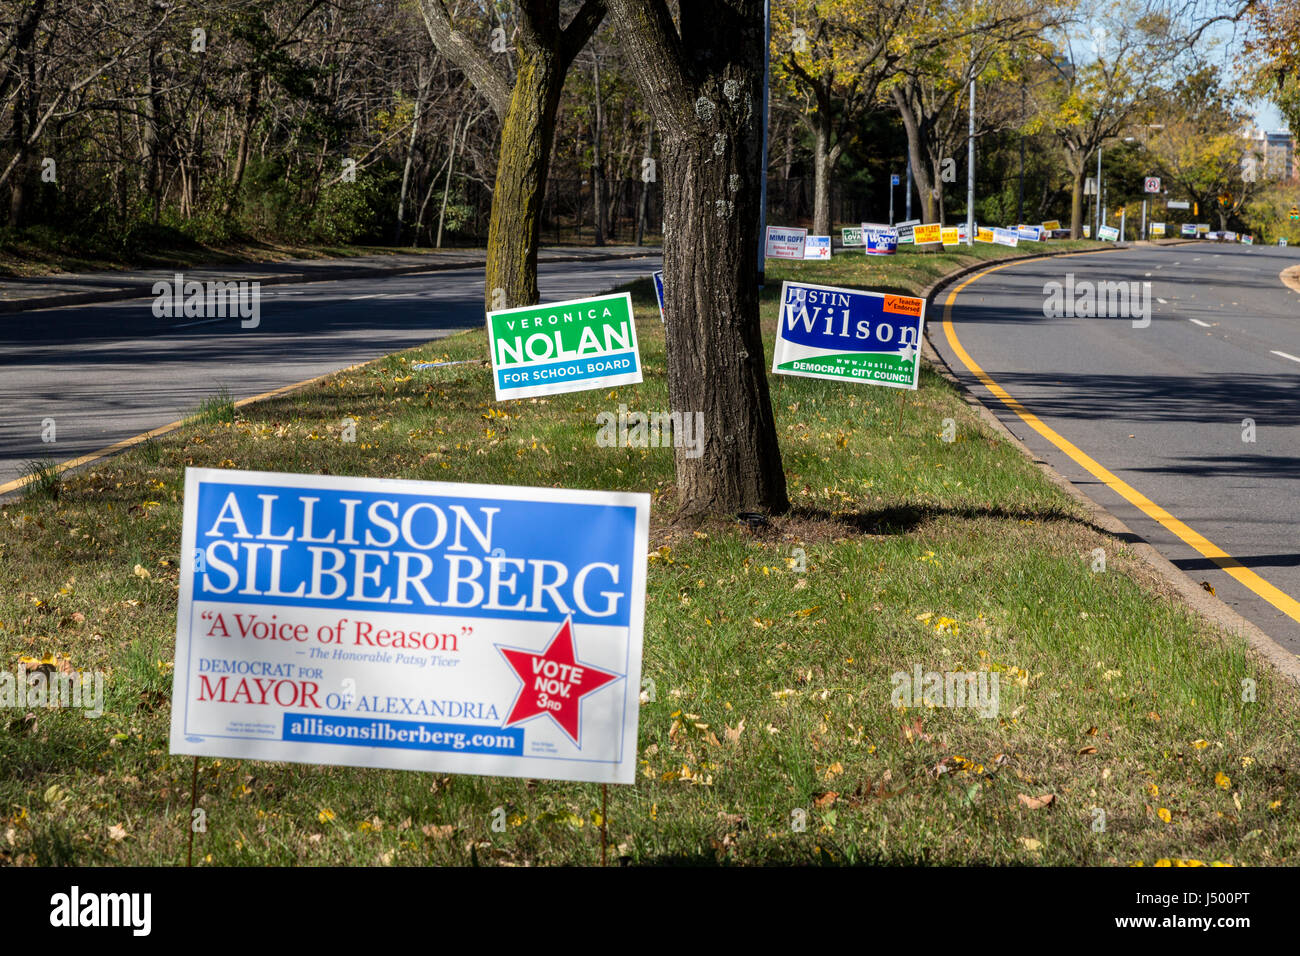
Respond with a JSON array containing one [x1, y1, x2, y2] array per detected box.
[[0, 256, 660, 491], [929, 241, 1300, 655]]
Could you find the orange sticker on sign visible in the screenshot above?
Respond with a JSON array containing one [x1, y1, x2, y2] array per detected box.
[[883, 295, 923, 317]]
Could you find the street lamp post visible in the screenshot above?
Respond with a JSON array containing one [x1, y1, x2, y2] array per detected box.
[[966, 74, 975, 245], [1094, 145, 1103, 238]]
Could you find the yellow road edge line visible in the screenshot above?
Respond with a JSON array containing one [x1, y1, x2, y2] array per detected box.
[[0, 363, 369, 498], [941, 254, 1300, 625]]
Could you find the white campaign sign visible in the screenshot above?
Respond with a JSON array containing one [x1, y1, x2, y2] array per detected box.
[[765, 226, 808, 260], [169, 469, 649, 785]]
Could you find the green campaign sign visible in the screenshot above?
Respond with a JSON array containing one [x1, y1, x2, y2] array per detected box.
[[842, 227, 864, 247], [487, 292, 642, 401]]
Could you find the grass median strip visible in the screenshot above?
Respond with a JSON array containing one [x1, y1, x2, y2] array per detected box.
[[1, 242, 1296, 866]]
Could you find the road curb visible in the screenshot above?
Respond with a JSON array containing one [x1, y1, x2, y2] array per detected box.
[[920, 251, 1300, 687], [0, 248, 661, 315]]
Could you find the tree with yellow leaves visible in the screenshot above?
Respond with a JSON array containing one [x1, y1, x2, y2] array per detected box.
[[1146, 68, 1264, 231], [1245, 0, 1300, 133], [1028, 2, 1171, 237], [770, 0, 925, 235], [890, 0, 1060, 225]]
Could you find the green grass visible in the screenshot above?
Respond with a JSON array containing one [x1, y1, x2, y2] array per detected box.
[[19, 459, 62, 502], [1, 240, 1295, 867], [189, 387, 236, 426]]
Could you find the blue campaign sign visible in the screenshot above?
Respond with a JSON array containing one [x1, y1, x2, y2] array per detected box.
[[771, 281, 925, 390], [652, 270, 665, 323], [171, 468, 650, 784]]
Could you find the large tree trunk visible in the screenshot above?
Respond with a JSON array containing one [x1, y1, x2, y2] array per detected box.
[[484, 49, 565, 310], [610, 0, 788, 516], [222, 73, 262, 216], [418, 0, 606, 311], [140, 39, 163, 221], [1066, 151, 1085, 238], [591, 55, 607, 246], [811, 114, 833, 235], [894, 85, 937, 223], [635, 121, 653, 245]]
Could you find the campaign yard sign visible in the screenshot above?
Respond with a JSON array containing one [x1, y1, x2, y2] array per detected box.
[[1181, 223, 1197, 237], [1017, 225, 1045, 242], [940, 226, 961, 245], [975, 227, 995, 243], [765, 225, 808, 259], [803, 235, 832, 259], [772, 281, 925, 390], [487, 292, 642, 401], [913, 223, 943, 245], [896, 219, 920, 244], [992, 227, 1019, 247], [1042, 219, 1062, 232], [169, 469, 650, 785], [1150, 222, 1166, 238], [841, 226, 864, 247], [1097, 225, 1120, 241], [652, 271, 665, 323]]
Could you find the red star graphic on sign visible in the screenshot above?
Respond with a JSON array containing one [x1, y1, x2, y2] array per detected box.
[[498, 617, 620, 746]]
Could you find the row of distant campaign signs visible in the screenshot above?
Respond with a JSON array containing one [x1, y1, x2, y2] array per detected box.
[[170, 259, 925, 789], [772, 222, 1280, 252], [764, 220, 1062, 259]]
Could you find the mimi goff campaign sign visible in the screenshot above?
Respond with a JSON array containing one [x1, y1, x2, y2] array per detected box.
[[772, 281, 925, 390], [169, 469, 650, 785], [487, 292, 642, 401]]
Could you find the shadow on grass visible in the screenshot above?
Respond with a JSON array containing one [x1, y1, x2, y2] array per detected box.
[[778, 502, 1118, 540]]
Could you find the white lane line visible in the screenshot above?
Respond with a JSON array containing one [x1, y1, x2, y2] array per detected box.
[[1157, 297, 1168, 304], [1189, 318, 1213, 327], [1271, 350, 1300, 364], [348, 293, 386, 300]]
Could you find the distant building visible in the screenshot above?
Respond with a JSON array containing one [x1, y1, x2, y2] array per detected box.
[[1243, 127, 1295, 182]]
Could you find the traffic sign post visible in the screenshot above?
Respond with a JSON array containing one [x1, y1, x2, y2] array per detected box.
[[889, 173, 900, 225]]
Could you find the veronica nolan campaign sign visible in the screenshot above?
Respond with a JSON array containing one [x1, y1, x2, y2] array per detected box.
[[772, 281, 925, 390], [487, 292, 641, 401], [169, 469, 649, 785]]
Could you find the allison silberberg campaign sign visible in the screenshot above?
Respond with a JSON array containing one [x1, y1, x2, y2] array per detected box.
[[486, 292, 643, 402], [771, 281, 926, 390], [169, 468, 650, 785]]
